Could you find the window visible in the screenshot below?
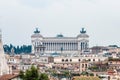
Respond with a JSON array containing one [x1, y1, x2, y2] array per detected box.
[[98, 59, 100, 61], [62, 59, 64, 62], [110, 62, 112, 64], [66, 59, 68, 62], [93, 59, 95, 61], [82, 64, 84, 68], [22, 67, 24, 70], [70, 59, 72, 62], [85, 64, 87, 68], [88, 59, 91, 61], [44, 59, 47, 61]]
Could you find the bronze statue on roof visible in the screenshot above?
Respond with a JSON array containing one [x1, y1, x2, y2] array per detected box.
[[34, 28, 40, 33], [80, 28, 86, 33]]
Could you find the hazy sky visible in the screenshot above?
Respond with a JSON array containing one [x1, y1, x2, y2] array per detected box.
[[0, 0, 120, 47]]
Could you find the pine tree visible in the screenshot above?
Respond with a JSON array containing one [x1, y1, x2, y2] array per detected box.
[[19, 65, 49, 80]]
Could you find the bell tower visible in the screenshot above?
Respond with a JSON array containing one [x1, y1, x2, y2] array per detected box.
[[0, 29, 9, 75]]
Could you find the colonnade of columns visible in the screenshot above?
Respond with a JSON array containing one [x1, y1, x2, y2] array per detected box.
[[43, 42, 78, 51], [33, 41, 89, 52]]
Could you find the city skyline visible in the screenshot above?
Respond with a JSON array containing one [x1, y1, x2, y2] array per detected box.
[[0, 0, 120, 47]]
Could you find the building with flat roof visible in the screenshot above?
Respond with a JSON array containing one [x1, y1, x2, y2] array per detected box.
[[31, 28, 89, 55]]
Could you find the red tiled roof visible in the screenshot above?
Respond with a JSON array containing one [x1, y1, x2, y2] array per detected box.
[[0, 74, 19, 80]]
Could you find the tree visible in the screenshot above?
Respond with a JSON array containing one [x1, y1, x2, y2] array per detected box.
[[63, 71, 69, 77], [3, 44, 32, 54], [39, 73, 49, 80], [89, 73, 94, 76], [81, 71, 89, 76], [19, 65, 49, 80], [19, 70, 24, 79]]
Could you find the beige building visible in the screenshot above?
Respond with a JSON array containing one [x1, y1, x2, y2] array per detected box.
[[80, 61, 89, 72], [54, 54, 107, 63], [53, 54, 108, 72], [108, 59, 120, 70]]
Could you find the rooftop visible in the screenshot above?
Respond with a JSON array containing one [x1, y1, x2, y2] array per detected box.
[[72, 76, 100, 80], [0, 74, 19, 80]]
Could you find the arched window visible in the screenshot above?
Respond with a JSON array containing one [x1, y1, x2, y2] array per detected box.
[[82, 64, 84, 68], [88, 59, 91, 61], [66, 59, 68, 62], [62, 59, 64, 62], [85, 64, 87, 68]]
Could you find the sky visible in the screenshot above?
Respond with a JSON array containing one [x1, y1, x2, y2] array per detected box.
[[0, 0, 120, 47]]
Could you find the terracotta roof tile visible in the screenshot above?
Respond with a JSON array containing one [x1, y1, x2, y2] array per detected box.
[[0, 74, 19, 80]]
